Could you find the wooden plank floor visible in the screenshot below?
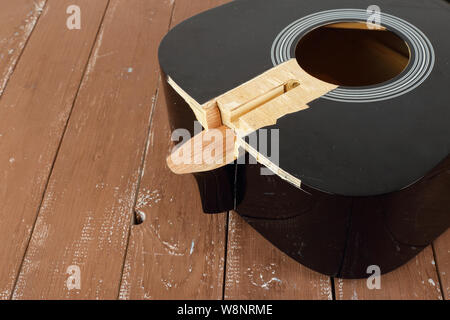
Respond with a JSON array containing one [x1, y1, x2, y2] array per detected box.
[[0, 0, 448, 300]]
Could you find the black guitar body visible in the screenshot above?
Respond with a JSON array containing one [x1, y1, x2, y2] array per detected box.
[[159, 0, 450, 278]]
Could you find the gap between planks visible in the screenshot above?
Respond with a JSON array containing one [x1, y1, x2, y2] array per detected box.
[[0, 0, 47, 97], [1, 0, 446, 300], [118, 0, 231, 300], [9, 0, 174, 299], [0, 0, 110, 299], [10, 0, 112, 298]]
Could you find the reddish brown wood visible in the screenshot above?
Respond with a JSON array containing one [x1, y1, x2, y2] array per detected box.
[[0, 0, 446, 300], [0, 0, 46, 97], [119, 0, 231, 300], [0, 0, 108, 300], [169, 0, 229, 27], [11, 0, 173, 299], [335, 246, 442, 300], [224, 212, 333, 300], [434, 230, 450, 299], [119, 82, 227, 299]]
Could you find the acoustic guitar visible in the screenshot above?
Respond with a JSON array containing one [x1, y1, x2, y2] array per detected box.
[[158, 0, 449, 278]]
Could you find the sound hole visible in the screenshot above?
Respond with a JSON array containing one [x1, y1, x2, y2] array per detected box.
[[295, 22, 410, 87]]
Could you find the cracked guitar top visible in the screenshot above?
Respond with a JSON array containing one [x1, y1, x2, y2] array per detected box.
[[158, 0, 449, 278]]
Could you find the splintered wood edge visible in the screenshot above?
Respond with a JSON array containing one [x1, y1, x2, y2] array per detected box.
[[165, 59, 337, 182], [211, 59, 337, 134], [167, 77, 222, 129], [236, 137, 302, 188]]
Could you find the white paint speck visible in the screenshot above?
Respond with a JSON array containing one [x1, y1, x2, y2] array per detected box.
[[127, 67, 133, 73], [136, 188, 161, 209], [189, 241, 195, 255], [0, 0, 45, 97], [261, 277, 282, 290], [9, 157, 15, 163], [428, 278, 436, 286]]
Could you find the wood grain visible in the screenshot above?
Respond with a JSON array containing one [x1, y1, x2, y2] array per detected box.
[[166, 125, 236, 175], [0, 0, 108, 300], [224, 212, 333, 300], [119, 0, 231, 300], [0, 0, 446, 300], [118, 82, 227, 300], [0, 0, 46, 96], [434, 230, 450, 299], [335, 246, 443, 300], [167, 77, 223, 130], [11, 0, 173, 299], [212, 59, 336, 134]]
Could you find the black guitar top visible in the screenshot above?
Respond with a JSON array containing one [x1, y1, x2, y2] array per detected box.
[[159, 0, 450, 196]]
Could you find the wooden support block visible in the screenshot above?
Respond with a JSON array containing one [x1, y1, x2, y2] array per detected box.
[[214, 59, 336, 131]]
